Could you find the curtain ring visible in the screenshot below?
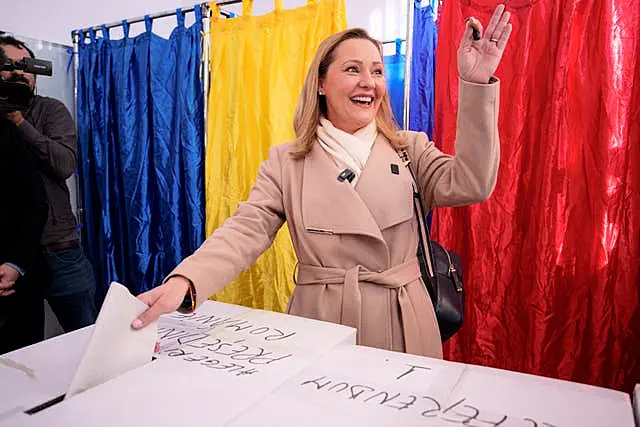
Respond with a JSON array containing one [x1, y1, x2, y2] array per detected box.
[[144, 15, 153, 33], [100, 25, 110, 40], [176, 8, 185, 27], [242, 0, 254, 16], [209, 2, 221, 20], [121, 20, 130, 39]]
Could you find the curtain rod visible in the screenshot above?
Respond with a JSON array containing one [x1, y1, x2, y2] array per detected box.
[[72, 3, 233, 36]]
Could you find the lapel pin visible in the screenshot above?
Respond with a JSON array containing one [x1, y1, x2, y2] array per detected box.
[[390, 164, 399, 175], [337, 168, 356, 183]]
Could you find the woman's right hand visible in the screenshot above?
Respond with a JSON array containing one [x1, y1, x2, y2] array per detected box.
[[131, 276, 191, 329]]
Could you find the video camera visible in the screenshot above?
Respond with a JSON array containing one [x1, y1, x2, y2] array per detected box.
[[0, 49, 52, 113]]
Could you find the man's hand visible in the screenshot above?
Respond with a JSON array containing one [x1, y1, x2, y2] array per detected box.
[[0, 263, 20, 297], [3, 111, 25, 126]]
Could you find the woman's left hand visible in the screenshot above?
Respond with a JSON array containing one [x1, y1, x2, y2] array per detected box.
[[458, 4, 513, 84]]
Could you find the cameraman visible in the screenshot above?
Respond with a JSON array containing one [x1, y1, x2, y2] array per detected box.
[[0, 36, 97, 333], [0, 121, 48, 354]]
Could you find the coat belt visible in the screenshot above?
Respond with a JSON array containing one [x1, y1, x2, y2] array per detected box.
[[295, 258, 424, 353]]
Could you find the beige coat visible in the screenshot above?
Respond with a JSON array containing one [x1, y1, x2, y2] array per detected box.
[[171, 79, 500, 358]]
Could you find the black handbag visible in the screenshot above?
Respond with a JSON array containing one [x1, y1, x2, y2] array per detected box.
[[398, 148, 465, 342]]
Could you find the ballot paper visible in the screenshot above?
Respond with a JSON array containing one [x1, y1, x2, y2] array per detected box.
[[10, 303, 356, 427], [66, 282, 157, 397]]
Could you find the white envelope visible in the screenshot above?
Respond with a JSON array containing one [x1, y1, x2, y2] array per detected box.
[[66, 282, 157, 397]]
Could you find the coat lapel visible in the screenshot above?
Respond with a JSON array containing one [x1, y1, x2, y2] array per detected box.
[[355, 135, 414, 230], [301, 134, 414, 243], [301, 141, 384, 242], [355, 135, 415, 231]]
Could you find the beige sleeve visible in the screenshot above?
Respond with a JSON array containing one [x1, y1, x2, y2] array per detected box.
[[168, 146, 286, 306], [407, 78, 500, 209]]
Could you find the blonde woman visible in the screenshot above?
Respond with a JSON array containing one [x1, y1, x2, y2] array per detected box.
[[133, 5, 512, 359]]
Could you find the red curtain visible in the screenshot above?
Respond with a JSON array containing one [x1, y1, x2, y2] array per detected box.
[[433, 0, 640, 392]]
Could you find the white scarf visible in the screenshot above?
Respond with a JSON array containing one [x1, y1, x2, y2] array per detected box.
[[317, 117, 378, 186]]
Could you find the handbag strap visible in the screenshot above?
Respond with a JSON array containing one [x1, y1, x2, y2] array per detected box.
[[397, 148, 437, 284]]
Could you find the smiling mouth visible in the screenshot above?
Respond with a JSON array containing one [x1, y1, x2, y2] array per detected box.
[[350, 96, 373, 106]]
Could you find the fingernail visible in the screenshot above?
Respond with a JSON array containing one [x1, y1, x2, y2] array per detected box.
[[132, 319, 143, 329]]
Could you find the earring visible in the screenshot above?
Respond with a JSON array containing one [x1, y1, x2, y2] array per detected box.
[[318, 90, 325, 96]]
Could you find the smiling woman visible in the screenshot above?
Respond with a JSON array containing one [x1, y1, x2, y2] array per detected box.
[[133, 6, 513, 361]]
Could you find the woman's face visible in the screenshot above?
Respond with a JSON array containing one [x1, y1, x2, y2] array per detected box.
[[319, 38, 386, 134]]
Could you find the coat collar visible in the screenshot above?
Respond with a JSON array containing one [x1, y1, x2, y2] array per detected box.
[[355, 135, 414, 231], [301, 133, 414, 244]]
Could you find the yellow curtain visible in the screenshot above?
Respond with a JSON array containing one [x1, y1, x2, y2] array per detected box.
[[205, 0, 347, 311]]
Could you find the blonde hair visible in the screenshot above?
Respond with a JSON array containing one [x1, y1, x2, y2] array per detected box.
[[290, 28, 407, 158]]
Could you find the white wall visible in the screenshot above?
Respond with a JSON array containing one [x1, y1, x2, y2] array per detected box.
[[0, 0, 196, 45], [1, 0, 409, 48], [223, 0, 408, 46]]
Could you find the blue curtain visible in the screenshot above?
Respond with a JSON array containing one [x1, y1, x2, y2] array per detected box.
[[76, 8, 205, 301], [409, 0, 438, 140], [384, 39, 406, 129]]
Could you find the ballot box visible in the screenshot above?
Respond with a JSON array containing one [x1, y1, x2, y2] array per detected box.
[[0, 326, 93, 424], [5, 301, 356, 427], [228, 345, 636, 427], [2, 300, 633, 427]]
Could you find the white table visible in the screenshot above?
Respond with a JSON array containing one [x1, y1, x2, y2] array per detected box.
[[1, 301, 635, 427], [3, 301, 356, 427]]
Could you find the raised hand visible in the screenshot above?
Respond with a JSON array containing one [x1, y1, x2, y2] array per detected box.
[[458, 4, 513, 84]]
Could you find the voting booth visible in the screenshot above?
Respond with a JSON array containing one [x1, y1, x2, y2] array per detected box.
[[0, 284, 636, 427]]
